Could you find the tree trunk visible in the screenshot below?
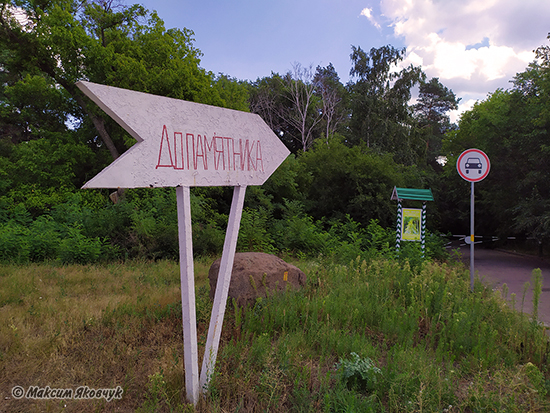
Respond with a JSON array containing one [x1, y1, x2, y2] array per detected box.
[[61, 80, 121, 160], [0, 14, 120, 161], [89, 112, 120, 160]]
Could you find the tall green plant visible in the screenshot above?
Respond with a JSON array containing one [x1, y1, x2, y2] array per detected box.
[[531, 268, 543, 323]]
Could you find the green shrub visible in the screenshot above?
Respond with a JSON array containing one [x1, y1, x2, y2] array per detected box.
[[364, 219, 395, 256], [237, 207, 275, 253], [270, 200, 330, 255], [28, 216, 61, 261], [0, 182, 451, 264], [193, 222, 225, 257], [0, 221, 30, 263], [57, 225, 104, 264], [336, 352, 382, 392]]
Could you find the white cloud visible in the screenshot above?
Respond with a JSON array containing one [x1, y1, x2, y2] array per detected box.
[[380, 0, 550, 115], [4, 5, 31, 28], [360, 7, 381, 29], [450, 99, 477, 124]]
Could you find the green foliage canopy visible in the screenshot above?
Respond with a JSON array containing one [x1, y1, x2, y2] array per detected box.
[[347, 45, 426, 165], [0, 0, 249, 215], [441, 41, 550, 241]]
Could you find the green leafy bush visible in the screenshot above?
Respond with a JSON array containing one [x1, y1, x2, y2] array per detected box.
[[336, 352, 382, 392], [0, 180, 449, 264], [0, 222, 30, 263], [27, 216, 61, 261], [237, 207, 275, 253], [270, 200, 329, 255], [57, 225, 104, 264]]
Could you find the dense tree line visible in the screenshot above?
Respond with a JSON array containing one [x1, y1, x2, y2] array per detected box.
[[0, 0, 548, 263], [441, 34, 550, 245], [247, 48, 459, 166]]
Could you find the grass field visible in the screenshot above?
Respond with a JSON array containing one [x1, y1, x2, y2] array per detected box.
[[1, 256, 549, 412]]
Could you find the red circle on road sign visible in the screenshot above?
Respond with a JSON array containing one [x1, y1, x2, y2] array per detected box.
[[456, 148, 490, 182]]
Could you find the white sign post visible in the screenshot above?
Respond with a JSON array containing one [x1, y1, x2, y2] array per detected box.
[[456, 148, 490, 291], [76, 81, 290, 404]]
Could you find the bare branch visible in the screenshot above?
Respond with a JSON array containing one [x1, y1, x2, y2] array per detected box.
[[281, 63, 323, 151]]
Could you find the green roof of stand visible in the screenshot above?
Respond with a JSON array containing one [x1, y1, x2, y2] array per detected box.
[[391, 187, 434, 202]]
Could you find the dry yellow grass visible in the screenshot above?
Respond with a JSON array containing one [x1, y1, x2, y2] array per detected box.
[[0, 259, 213, 412]]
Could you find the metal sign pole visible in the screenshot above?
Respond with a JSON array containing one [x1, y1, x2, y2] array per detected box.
[[470, 181, 475, 291], [456, 148, 490, 292]]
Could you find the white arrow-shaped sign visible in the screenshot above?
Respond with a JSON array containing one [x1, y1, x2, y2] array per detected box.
[[77, 81, 289, 188], [77, 81, 290, 405]]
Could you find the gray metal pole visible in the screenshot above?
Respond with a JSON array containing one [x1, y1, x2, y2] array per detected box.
[[470, 181, 474, 291]]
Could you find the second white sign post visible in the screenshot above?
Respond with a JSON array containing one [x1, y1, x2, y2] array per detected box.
[[456, 148, 490, 291], [76, 81, 290, 404]]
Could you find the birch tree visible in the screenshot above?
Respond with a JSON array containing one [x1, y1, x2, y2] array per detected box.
[[281, 63, 323, 152], [313, 63, 348, 143]]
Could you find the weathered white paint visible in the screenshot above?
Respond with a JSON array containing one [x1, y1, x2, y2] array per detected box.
[[76, 81, 289, 188], [199, 185, 246, 390], [176, 186, 199, 404]]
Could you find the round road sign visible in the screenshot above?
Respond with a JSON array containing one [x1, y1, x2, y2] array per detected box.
[[456, 148, 490, 182]]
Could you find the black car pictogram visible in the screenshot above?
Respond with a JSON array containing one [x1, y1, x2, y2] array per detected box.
[[465, 157, 482, 174]]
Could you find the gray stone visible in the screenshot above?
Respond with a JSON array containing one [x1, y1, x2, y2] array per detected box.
[[208, 252, 307, 307]]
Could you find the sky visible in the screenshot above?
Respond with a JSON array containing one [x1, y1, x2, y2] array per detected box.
[[139, 0, 550, 121]]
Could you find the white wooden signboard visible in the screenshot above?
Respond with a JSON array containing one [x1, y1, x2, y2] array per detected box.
[[76, 81, 290, 404], [77, 81, 287, 188]]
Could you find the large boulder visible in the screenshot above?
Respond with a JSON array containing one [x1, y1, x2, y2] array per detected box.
[[208, 252, 307, 307]]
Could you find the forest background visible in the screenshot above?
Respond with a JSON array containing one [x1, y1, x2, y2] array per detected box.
[[1, 0, 550, 264]]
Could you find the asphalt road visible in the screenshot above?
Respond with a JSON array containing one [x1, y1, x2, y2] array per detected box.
[[456, 244, 550, 326]]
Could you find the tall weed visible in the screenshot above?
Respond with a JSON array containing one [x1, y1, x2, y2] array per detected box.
[[209, 255, 549, 412]]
